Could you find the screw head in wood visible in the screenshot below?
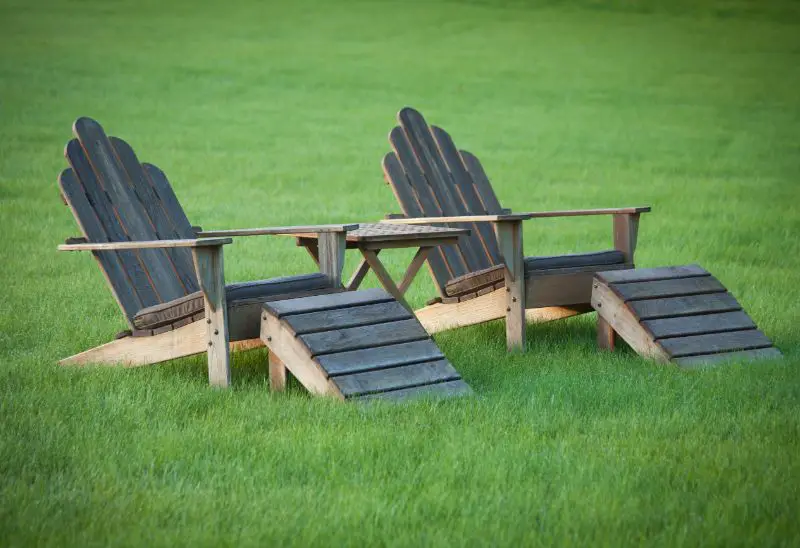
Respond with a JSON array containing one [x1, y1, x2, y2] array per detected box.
[[214, 329, 219, 335], [206, 319, 211, 324], [512, 297, 517, 302], [597, 302, 602, 307], [506, 307, 511, 312], [266, 336, 272, 342], [208, 341, 213, 346]]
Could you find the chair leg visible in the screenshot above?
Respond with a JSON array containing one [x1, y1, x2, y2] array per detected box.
[[192, 245, 231, 388], [496, 219, 525, 351], [269, 353, 288, 392], [597, 316, 617, 351]]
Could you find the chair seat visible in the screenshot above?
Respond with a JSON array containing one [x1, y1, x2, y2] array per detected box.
[[133, 273, 335, 332], [444, 250, 626, 298]]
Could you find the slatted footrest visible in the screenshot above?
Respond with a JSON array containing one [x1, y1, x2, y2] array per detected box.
[[591, 264, 782, 367], [260, 288, 472, 401]]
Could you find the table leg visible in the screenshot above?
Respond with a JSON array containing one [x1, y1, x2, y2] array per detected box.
[[346, 250, 379, 291], [398, 247, 431, 294], [360, 249, 411, 311]]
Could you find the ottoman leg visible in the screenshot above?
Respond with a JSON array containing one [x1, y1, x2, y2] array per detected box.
[[597, 316, 617, 351], [269, 353, 288, 392]]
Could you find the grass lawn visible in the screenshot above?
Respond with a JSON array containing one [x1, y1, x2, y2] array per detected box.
[[1, 0, 799, 545]]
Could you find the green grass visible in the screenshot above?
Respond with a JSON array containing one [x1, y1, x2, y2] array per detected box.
[[2, 0, 799, 545]]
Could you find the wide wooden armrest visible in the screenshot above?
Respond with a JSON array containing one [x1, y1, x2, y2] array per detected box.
[[197, 223, 359, 238], [519, 206, 651, 218], [58, 237, 233, 251], [381, 213, 532, 224]]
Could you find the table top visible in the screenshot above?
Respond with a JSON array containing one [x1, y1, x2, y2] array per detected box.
[[296, 223, 470, 244]]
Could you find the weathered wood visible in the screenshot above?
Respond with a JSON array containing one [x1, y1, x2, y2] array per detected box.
[[300, 318, 429, 356], [525, 250, 625, 271], [612, 276, 725, 301], [496, 219, 525, 351], [354, 379, 472, 402], [597, 264, 708, 284], [382, 214, 532, 224], [522, 207, 651, 218], [659, 329, 773, 358], [318, 339, 445, 376], [264, 287, 393, 318], [597, 316, 616, 351], [613, 213, 639, 264], [346, 253, 374, 291], [526, 263, 632, 308], [360, 249, 411, 310], [398, 247, 431, 294], [590, 281, 672, 362], [334, 359, 461, 397], [673, 347, 782, 367], [459, 150, 504, 214], [59, 237, 233, 251], [643, 311, 756, 340], [285, 301, 413, 335], [628, 292, 741, 320], [198, 224, 358, 237], [269, 353, 287, 392], [318, 231, 346, 288], [191, 245, 230, 387]]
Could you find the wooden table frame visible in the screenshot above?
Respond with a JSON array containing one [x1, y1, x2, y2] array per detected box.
[[295, 224, 469, 310]]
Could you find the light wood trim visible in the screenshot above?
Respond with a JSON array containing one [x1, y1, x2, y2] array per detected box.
[[318, 231, 346, 288], [519, 207, 651, 218], [381, 214, 532, 224], [360, 249, 411, 311], [191, 245, 231, 387], [268, 353, 288, 392], [496, 219, 525, 351], [597, 316, 617, 351], [197, 224, 358, 237], [398, 247, 431, 294], [613, 213, 640, 263], [346, 251, 377, 291], [58, 237, 233, 251]]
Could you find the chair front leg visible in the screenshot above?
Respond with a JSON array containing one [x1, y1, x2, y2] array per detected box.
[[192, 244, 231, 387], [495, 219, 525, 352], [318, 231, 347, 288], [613, 213, 640, 264]]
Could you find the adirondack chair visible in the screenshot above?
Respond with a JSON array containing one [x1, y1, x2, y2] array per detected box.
[[58, 117, 356, 386], [381, 107, 651, 350]]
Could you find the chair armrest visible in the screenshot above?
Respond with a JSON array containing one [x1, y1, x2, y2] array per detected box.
[[197, 223, 359, 238], [384, 213, 406, 220], [520, 206, 651, 218], [381, 213, 531, 224], [58, 237, 233, 251]]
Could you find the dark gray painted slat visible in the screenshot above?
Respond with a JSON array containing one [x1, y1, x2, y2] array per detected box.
[[660, 329, 773, 358], [72, 118, 185, 304], [614, 276, 725, 301], [354, 379, 472, 402], [597, 264, 708, 284], [335, 359, 461, 397], [398, 109, 485, 273], [383, 152, 451, 291], [629, 292, 741, 320], [66, 138, 160, 309], [526, 250, 625, 271], [644, 311, 756, 340], [142, 163, 195, 238], [431, 125, 501, 266], [674, 346, 782, 367], [300, 318, 429, 356], [263, 287, 392, 318], [112, 138, 198, 294], [286, 301, 412, 335], [59, 168, 141, 323], [389, 125, 469, 279], [317, 339, 445, 376], [460, 150, 503, 214]]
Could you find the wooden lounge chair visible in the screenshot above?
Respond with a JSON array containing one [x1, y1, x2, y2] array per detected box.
[[381, 107, 651, 350], [58, 117, 356, 387]]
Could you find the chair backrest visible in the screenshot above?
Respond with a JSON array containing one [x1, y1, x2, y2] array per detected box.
[[382, 107, 505, 293], [59, 117, 199, 326]]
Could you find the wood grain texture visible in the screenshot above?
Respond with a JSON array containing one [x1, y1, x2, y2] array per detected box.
[[596, 264, 708, 284], [318, 231, 346, 288], [398, 247, 431, 294], [597, 316, 616, 350], [459, 150, 504, 214], [628, 292, 741, 320], [354, 379, 472, 402], [300, 318, 429, 356], [673, 347, 782, 367], [191, 245, 230, 387], [269, 353, 287, 392], [496, 220, 525, 351], [360, 249, 411, 310], [613, 213, 639, 264], [198, 224, 358, 237], [264, 287, 393, 317], [59, 238, 233, 251], [612, 276, 725, 301], [334, 359, 461, 397], [286, 301, 413, 335], [318, 339, 445, 376], [525, 263, 632, 308], [659, 329, 773, 358], [643, 311, 756, 340]]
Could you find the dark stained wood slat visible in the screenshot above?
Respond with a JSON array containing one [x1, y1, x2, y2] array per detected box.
[[72, 118, 187, 304], [317, 339, 445, 376], [659, 329, 773, 358], [335, 359, 461, 397], [142, 163, 196, 238], [264, 287, 392, 318], [431, 125, 502, 266], [629, 292, 742, 320], [382, 153, 451, 291], [286, 301, 413, 335], [644, 311, 756, 340], [613, 276, 725, 301], [459, 150, 504, 214], [354, 379, 472, 402], [388, 126, 470, 279], [673, 347, 782, 367], [112, 137, 198, 293], [301, 318, 429, 356], [597, 264, 708, 284], [59, 168, 142, 322], [65, 139, 161, 309], [398, 108, 486, 272]]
